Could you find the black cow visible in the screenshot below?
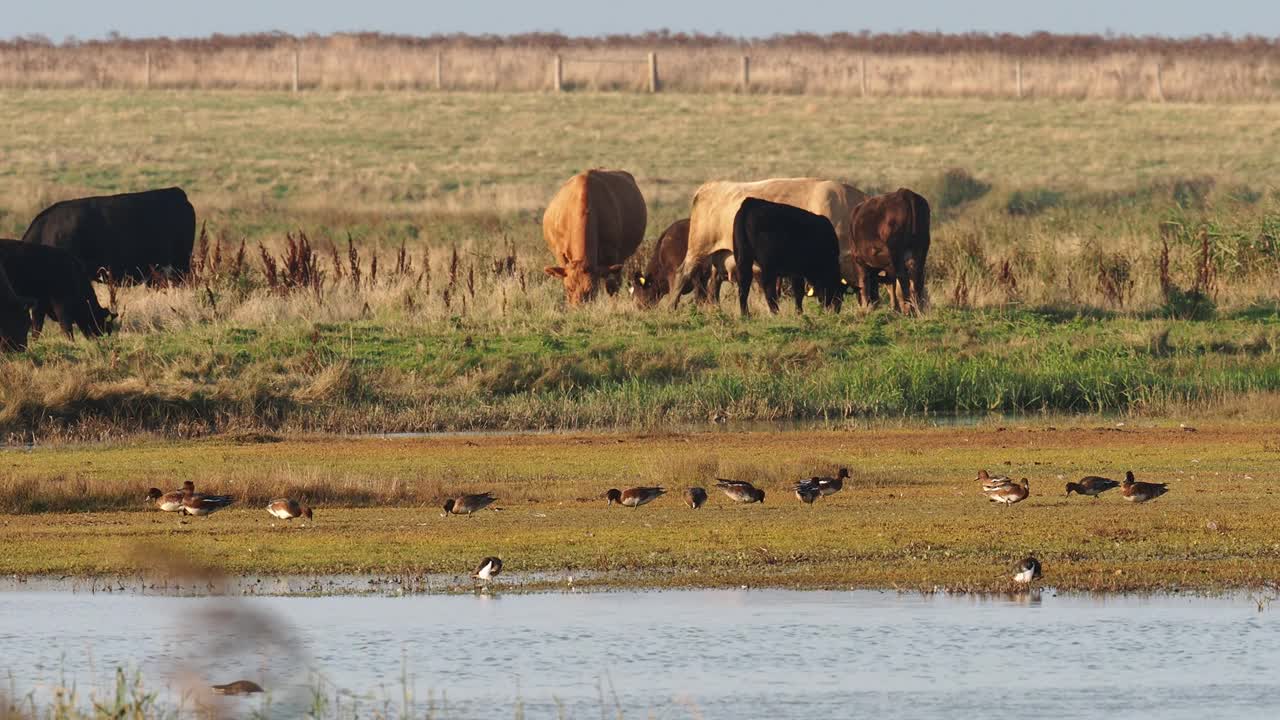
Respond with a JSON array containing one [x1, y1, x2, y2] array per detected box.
[[0, 239, 115, 339], [732, 197, 844, 316], [0, 264, 32, 352], [21, 187, 196, 283]]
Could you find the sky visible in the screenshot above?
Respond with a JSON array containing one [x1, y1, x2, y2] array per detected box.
[[5, 0, 1278, 40]]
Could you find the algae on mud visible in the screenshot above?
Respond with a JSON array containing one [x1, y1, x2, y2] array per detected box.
[[1, 424, 1278, 593]]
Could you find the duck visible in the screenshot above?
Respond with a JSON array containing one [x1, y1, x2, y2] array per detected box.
[[443, 492, 497, 515], [474, 556, 503, 581], [986, 478, 1030, 507], [1120, 471, 1168, 503], [179, 488, 235, 517], [794, 479, 821, 505], [976, 469, 1015, 493], [146, 480, 194, 512], [266, 498, 313, 521], [1065, 475, 1120, 499], [1013, 556, 1042, 584], [815, 468, 849, 496], [605, 487, 666, 508], [211, 680, 264, 695], [684, 487, 708, 509], [715, 479, 766, 504]]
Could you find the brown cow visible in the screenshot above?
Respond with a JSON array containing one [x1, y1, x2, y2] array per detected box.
[[667, 178, 865, 309], [849, 188, 931, 313], [543, 169, 646, 304], [0, 263, 33, 352], [629, 218, 712, 308]]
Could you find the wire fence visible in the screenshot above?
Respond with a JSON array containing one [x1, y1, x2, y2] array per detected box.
[[1, 44, 1275, 101]]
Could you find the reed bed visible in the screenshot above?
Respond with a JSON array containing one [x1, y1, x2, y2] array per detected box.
[[3, 32, 1280, 100]]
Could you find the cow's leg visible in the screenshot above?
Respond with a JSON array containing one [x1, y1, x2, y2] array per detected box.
[[734, 250, 754, 316], [668, 259, 695, 310], [792, 275, 805, 314], [760, 271, 781, 315], [30, 300, 50, 338], [51, 302, 75, 339], [913, 249, 929, 312], [858, 265, 877, 309]]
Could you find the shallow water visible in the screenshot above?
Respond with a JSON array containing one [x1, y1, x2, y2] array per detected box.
[[2, 589, 1277, 719]]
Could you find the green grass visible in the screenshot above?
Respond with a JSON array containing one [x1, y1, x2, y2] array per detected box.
[[6, 306, 1280, 437], [1, 426, 1278, 592]]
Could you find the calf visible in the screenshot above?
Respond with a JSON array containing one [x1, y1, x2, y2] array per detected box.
[[732, 197, 843, 316], [630, 218, 712, 307], [0, 239, 115, 339], [849, 188, 930, 313]]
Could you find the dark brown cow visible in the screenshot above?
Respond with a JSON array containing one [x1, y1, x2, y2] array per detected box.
[[849, 188, 930, 313], [0, 263, 33, 352], [629, 218, 712, 307]]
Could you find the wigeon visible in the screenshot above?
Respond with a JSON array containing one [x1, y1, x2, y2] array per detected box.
[[715, 479, 765, 504], [605, 487, 666, 507]]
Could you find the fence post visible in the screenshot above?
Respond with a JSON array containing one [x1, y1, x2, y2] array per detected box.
[[740, 55, 750, 91], [144, 51, 151, 89], [1016, 60, 1023, 99], [435, 51, 443, 90], [291, 49, 299, 93], [553, 54, 563, 92], [647, 52, 659, 92], [1155, 62, 1164, 102], [859, 56, 868, 97]]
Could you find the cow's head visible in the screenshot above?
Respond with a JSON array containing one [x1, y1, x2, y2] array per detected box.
[[89, 304, 119, 336], [0, 300, 33, 352], [629, 271, 663, 308], [544, 262, 625, 305]]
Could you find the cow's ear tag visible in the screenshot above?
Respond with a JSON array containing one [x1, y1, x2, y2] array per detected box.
[[806, 286, 815, 297], [840, 278, 849, 285], [638, 276, 646, 286]]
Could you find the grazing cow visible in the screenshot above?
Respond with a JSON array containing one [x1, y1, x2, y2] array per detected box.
[[630, 218, 712, 307], [0, 239, 115, 339], [21, 187, 196, 283], [543, 169, 647, 304], [849, 188, 931, 313], [732, 198, 844, 316], [667, 178, 865, 309], [0, 264, 32, 352]]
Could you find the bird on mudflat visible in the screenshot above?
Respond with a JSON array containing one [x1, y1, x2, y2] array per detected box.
[[147, 480, 195, 512], [1013, 556, 1043, 585], [474, 556, 503, 581], [1065, 476, 1120, 499], [986, 478, 1030, 507], [605, 487, 666, 508], [267, 498, 313, 521], [1120, 471, 1168, 503], [976, 469, 1015, 494], [443, 492, 498, 515], [715, 479, 766, 504], [794, 479, 821, 505], [684, 487, 708, 509], [815, 468, 849, 496], [179, 487, 235, 517]]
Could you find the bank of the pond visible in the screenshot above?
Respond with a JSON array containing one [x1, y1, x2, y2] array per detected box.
[[6, 308, 1280, 440], [2, 425, 1279, 592]]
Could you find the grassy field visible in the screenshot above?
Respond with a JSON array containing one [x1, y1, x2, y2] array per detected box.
[[1, 424, 1279, 592], [2, 93, 1280, 436]]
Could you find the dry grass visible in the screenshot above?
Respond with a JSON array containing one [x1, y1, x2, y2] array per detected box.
[[2, 33, 1279, 100]]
